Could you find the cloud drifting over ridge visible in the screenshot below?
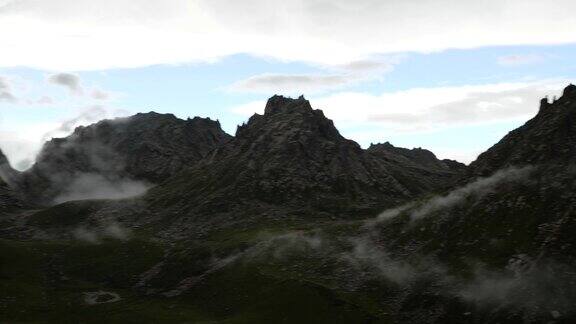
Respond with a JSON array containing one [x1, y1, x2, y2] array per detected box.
[[0, 0, 575, 70], [0, 73, 122, 171]]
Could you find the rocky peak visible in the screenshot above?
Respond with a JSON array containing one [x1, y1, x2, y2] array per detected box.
[[562, 83, 576, 97], [236, 95, 344, 145], [263, 95, 309, 115]]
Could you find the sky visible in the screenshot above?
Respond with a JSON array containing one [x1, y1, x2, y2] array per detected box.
[[1, 0, 576, 170]]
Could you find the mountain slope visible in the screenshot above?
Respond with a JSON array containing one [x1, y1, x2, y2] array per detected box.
[[146, 96, 462, 228], [366, 84, 576, 322], [18, 112, 231, 204]]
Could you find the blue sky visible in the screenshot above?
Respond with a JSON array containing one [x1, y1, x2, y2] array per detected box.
[[1, 0, 575, 169]]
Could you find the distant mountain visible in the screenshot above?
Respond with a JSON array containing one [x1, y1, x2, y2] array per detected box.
[[367, 141, 465, 194], [17, 112, 231, 204], [146, 95, 462, 228]]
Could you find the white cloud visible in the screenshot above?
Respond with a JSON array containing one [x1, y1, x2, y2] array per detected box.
[[0, 0, 575, 70], [497, 54, 545, 66], [1, 74, 67, 105], [0, 105, 129, 171], [47, 72, 83, 94], [0, 72, 119, 170], [90, 88, 110, 100], [47, 72, 112, 100]]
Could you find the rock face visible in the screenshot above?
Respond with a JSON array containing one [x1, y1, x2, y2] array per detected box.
[[147, 96, 463, 223], [18, 112, 231, 204]]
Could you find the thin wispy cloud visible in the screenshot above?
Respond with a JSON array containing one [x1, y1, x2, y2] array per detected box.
[[0, 73, 120, 170], [230, 73, 355, 94], [47, 72, 112, 100], [34, 96, 54, 105], [229, 58, 396, 94], [335, 60, 395, 73], [0, 76, 17, 103], [48, 72, 83, 94], [90, 88, 110, 100], [41, 105, 129, 142], [498, 54, 545, 66]]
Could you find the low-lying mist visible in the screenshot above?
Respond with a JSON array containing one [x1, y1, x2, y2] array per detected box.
[[370, 166, 534, 225], [54, 173, 150, 204], [72, 221, 131, 244]]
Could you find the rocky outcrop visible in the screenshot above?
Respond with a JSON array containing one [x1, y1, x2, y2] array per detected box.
[[18, 112, 231, 204]]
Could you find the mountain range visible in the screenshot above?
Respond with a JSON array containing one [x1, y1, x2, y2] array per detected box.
[[0, 85, 575, 323]]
